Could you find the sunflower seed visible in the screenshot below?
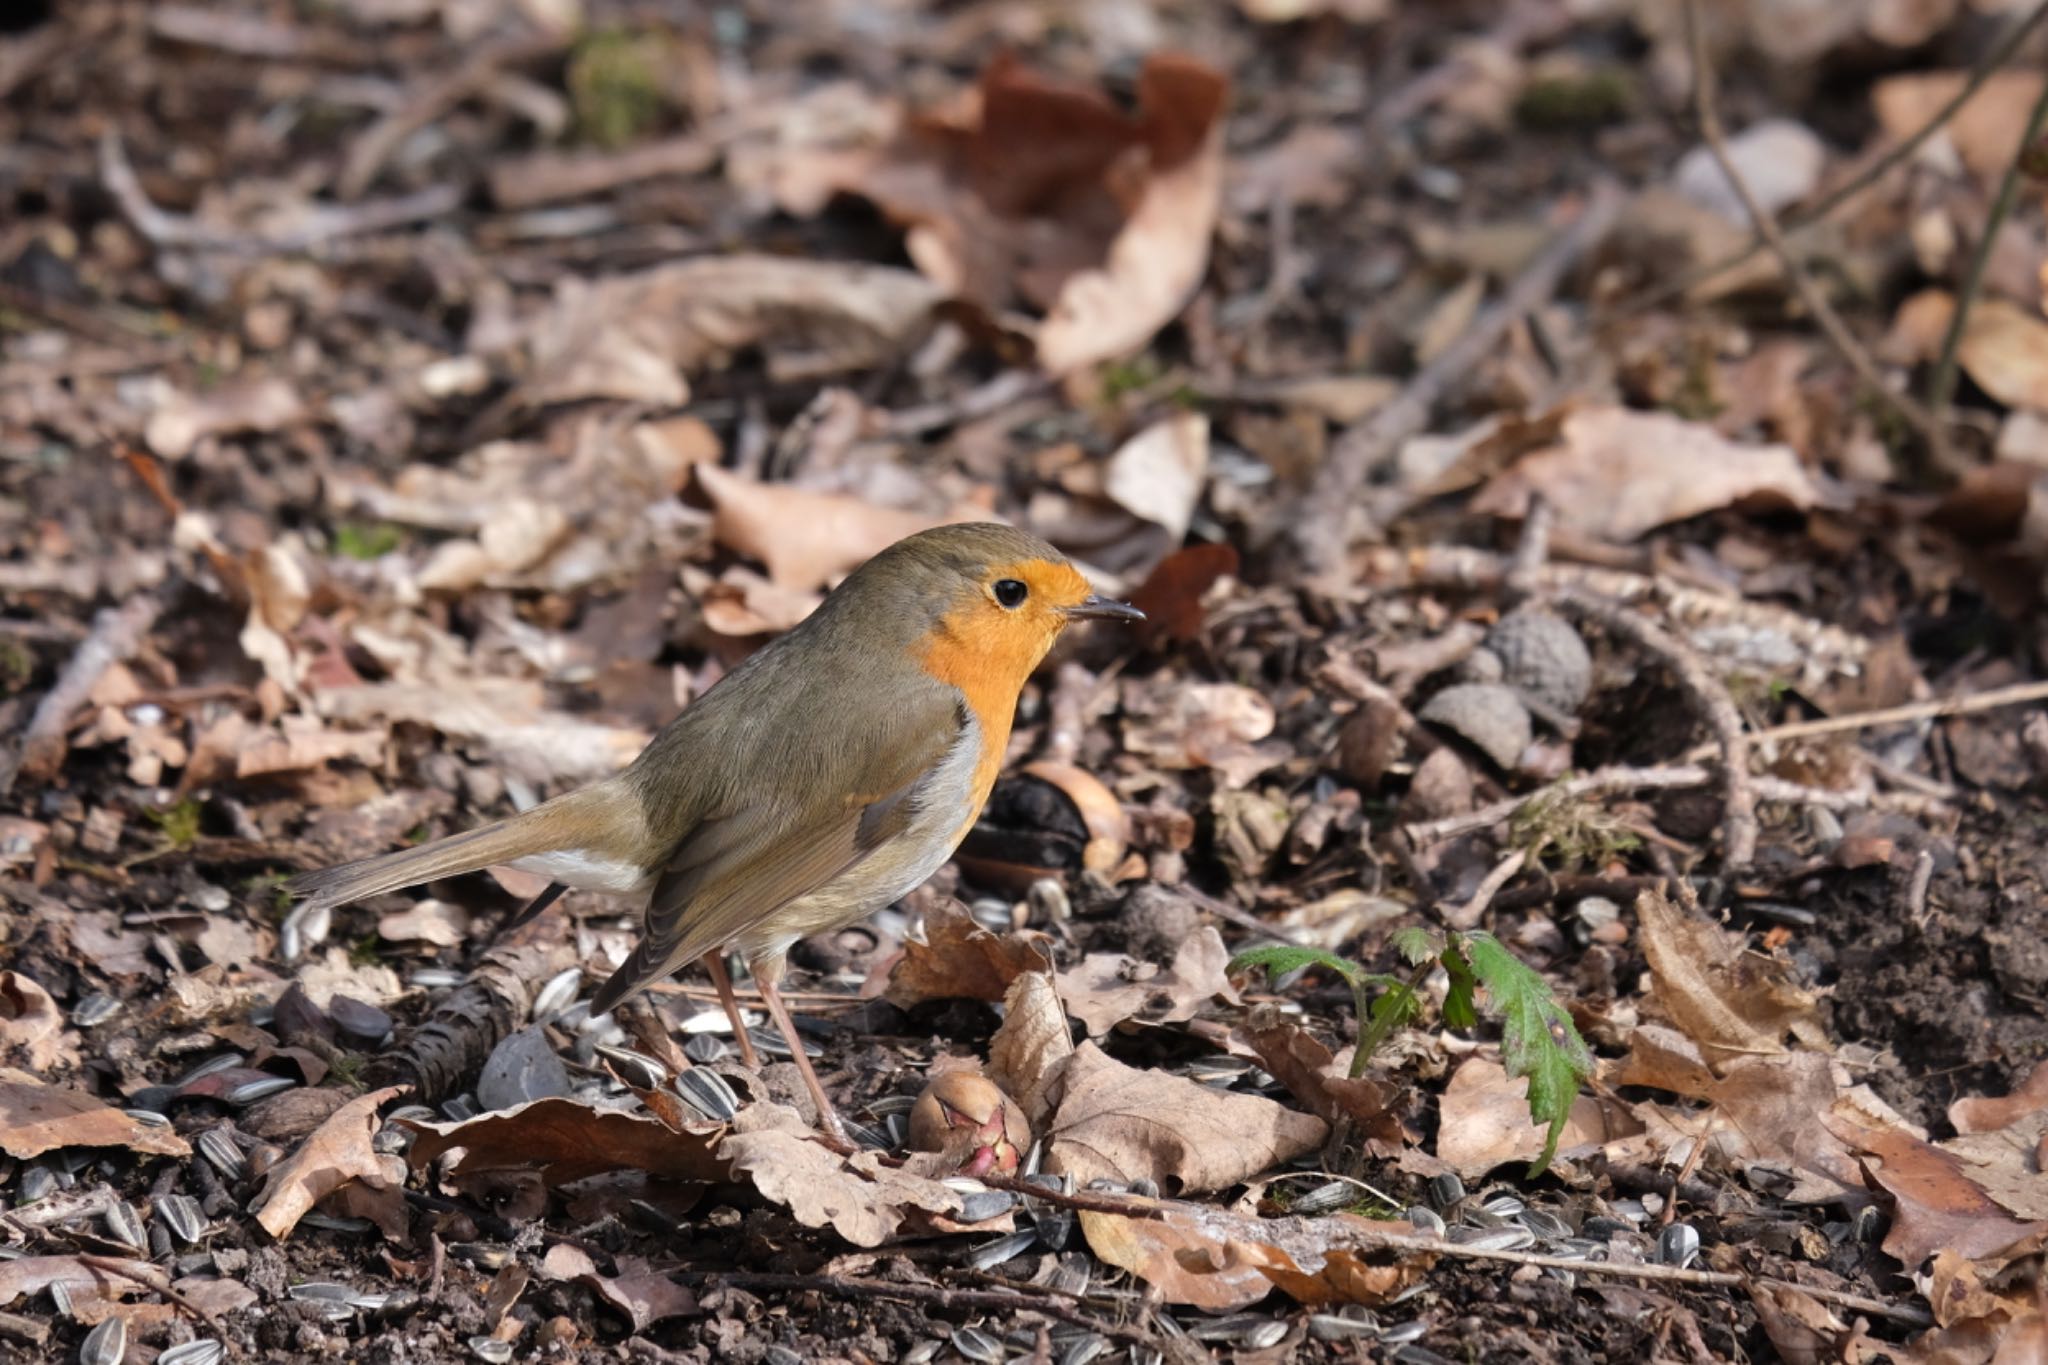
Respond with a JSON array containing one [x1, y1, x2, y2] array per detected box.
[[153, 1194, 205, 1244], [371, 1128, 409, 1156], [176, 1054, 245, 1085], [103, 1201, 146, 1249], [1289, 1181, 1356, 1215], [468, 1337, 512, 1363], [366, 1289, 420, 1322], [1609, 1198, 1649, 1223], [1450, 1225, 1534, 1252], [1238, 1321, 1289, 1349], [1481, 1194, 1526, 1218], [409, 968, 464, 989], [902, 1342, 941, 1365], [193, 1129, 245, 1182], [681, 1033, 728, 1064], [1308, 1312, 1378, 1341], [450, 1243, 510, 1270], [1187, 1315, 1262, 1341], [671, 1068, 739, 1122], [1518, 1208, 1571, 1241], [158, 1342, 227, 1365], [349, 1292, 392, 1311], [1428, 1173, 1464, 1208], [19, 1165, 57, 1204], [1058, 1333, 1107, 1365], [956, 1190, 1016, 1224], [387, 1104, 436, 1124], [1393, 1346, 1457, 1365], [289, 1281, 358, 1302], [531, 968, 583, 1020], [1404, 1204, 1446, 1237], [1380, 1320, 1428, 1346], [300, 1213, 375, 1234], [1031, 1208, 1073, 1251], [765, 1348, 805, 1365], [967, 1229, 1038, 1271], [49, 1279, 73, 1317], [226, 1077, 296, 1106], [595, 1045, 670, 1090], [1549, 1239, 1599, 1262], [843, 1118, 891, 1151], [441, 1094, 478, 1122], [72, 993, 122, 1027], [1658, 1222, 1700, 1269], [80, 1316, 126, 1365], [328, 996, 394, 1047], [1129, 1178, 1159, 1198], [950, 1327, 1003, 1364]]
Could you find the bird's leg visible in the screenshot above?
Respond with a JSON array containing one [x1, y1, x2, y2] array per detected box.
[[700, 952, 761, 1070], [754, 969, 849, 1147]]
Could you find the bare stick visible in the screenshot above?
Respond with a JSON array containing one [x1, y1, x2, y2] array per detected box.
[[0, 591, 162, 797], [1688, 678, 2048, 756], [1292, 180, 1626, 584], [1926, 72, 2048, 421], [1550, 590, 1757, 868], [1682, 0, 1947, 466], [1633, 0, 2048, 312], [1442, 849, 1527, 930], [336, 32, 563, 199]]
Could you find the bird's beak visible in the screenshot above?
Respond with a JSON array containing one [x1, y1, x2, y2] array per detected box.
[[1066, 594, 1145, 623]]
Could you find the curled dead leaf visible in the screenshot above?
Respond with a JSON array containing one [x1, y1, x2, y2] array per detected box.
[[0, 972, 76, 1072], [1636, 888, 1825, 1069], [401, 1095, 730, 1186], [1054, 927, 1239, 1038], [251, 1084, 408, 1240], [697, 463, 987, 593], [987, 971, 1073, 1129], [722, 1103, 963, 1248], [0, 1069, 192, 1160], [883, 901, 1052, 1009]]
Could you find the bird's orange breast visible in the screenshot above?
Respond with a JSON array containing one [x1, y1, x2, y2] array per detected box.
[[916, 606, 1056, 840]]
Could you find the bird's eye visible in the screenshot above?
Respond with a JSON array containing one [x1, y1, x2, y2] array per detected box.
[[992, 578, 1029, 609]]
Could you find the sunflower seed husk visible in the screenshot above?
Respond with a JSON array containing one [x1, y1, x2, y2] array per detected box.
[[843, 1118, 891, 1151], [595, 1044, 670, 1090], [72, 993, 122, 1028], [1428, 1173, 1465, 1208], [103, 1201, 146, 1250], [468, 1337, 513, 1363], [765, 1347, 804, 1365], [158, 1342, 227, 1365], [409, 968, 464, 989], [176, 1054, 245, 1086], [967, 1228, 1038, 1271], [531, 968, 583, 1020], [193, 1129, 245, 1182], [289, 1281, 358, 1303], [365, 1289, 420, 1323], [441, 1094, 478, 1122], [300, 1212, 376, 1233], [153, 1194, 205, 1244], [1308, 1312, 1378, 1341], [956, 1190, 1016, 1224], [1404, 1205, 1446, 1238], [387, 1104, 436, 1123], [1450, 1224, 1534, 1252], [1128, 1178, 1160, 1198], [1381, 1320, 1429, 1346], [1519, 1208, 1571, 1241], [19, 1165, 58, 1205], [671, 1068, 739, 1122], [902, 1342, 941, 1365], [328, 996, 394, 1047], [950, 1327, 1003, 1364], [1658, 1222, 1700, 1269], [49, 1279, 73, 1317], [1289, 1181, 1356, 1215], [1239, 1321, 1289, 1349], [80, 1315, 126, 1365], [681, 1033, 728, 1064], [1032, 1207, 1074, 1251], [122, 1108, 173, 1130], [1481, 1193, 1526, 1217], [1393, 1346, 1457, 1365], [449, 1243, 510, 1270], [1050, 1255, 1091, 1298], [1058, 1333, 1107, 1365], [226, 1077, 296, 1106]]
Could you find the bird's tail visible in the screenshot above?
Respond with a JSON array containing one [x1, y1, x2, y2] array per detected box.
[[285, 807, 568, 912]]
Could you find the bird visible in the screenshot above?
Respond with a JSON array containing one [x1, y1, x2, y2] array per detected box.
[[284, 523, 1141, 1142]]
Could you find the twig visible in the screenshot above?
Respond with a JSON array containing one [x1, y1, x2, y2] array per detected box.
[[1330, 1227, 1933, 1327], [0, 591, 162, 798], [1507, 494, 1554, 596], [336, 32, 564, 199], [1687, 679, 2048, 758], [487, 133, 720, 210], [883, 371, 1050, 439], [1682, 0, 1948, 468], [1902, 848, 1936, 927], [1926, 70, 2048, 426], [974, 1174, 1167, 1219], [1549, 591, 1757, 868], [667, 1271, 1161, 1352], [1634, 0, 2048, 313], [76, 1254, 226, 1333], [1441, 849, 1527, 930], [1179, 884, 1305, 947], [1292, 180, 1626, 585]]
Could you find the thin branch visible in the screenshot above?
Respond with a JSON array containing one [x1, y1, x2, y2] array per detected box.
[[1681, 0, 1949, 468], [1633, 0, 2048, 312], [1292, 180, 1626, 586], [1687, 678, 2048, 757], [1926, 71, 2048, 421], [1441, 849, 1528, 930], [0, 591, 162, 798]]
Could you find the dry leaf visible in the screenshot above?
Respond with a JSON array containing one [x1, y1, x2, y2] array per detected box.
[[1472, 405, 1819, 541], [521, 255, 945, 407], [1103, 414, 1209, 543], [1636, 888, 1825, 1068], [1122, 681, 1285, 787], [1081, 1200, 1426, 1312], [0, 971, 77, 1072], [1831, 1120, 2048, 1266], [1672, 118, 1826, 226], [1127, 542, 1239, 647], [1872, 70, 2045, 184], [0, 1070, 192, 1160], [0, 1256, 165, 1305], [883, 902, 1052, 1009], [1234, 1016, 1409, 1146], [377, 900, 472, 949], [316, 678, 647, 789], [251, 1085, 407, 1240], [1044, 1041, 1327, 1194], [721, 1103, 962, 1248], [538, 1245, 699, 1331], [987, 970, 1073, 1129], [1055, 927, 1239, 1037], [145, 375, 307, 459], [402, 1096, 730, 1186], [1434, 1055, 1637, 1179], [1950, 1061, 2048, 1136], [697, 463, 986, 593]]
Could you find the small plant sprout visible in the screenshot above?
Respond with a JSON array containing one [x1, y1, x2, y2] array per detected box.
[[1230, 928, 1594, 1176]]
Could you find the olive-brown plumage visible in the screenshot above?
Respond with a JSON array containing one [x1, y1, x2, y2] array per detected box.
[[285, 523, 1139, 1140]]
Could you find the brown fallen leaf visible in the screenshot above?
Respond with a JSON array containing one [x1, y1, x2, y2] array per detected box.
[[538, 1244, 700, 1332], [1055, 927, 1239, 1038], [721, 1103, 964, 1248], [1471, 405, 1820, 542], [0, 1255, 164, 1305], [1103, 414, 1209, 544], [1121, 681, 1286, 789], [1951, 1061, 2048, 1137], [1872, 70, 2046, 185], [0, 971, 77, 1072], [145, 374, 307, 459], [1830, 1119, 2048, 1267], [987, 970, 1073, 1129], [1434, 1055, 1639, 1180], [316, 678, 647, 790], [1127, 542, 1239, 648], [1082, 1200, 1426, 1312], [697, 463, 988, 593], [1044, 1042, 1327, 1194], [0, 1070, 192, 1160], [1908, 1244, 2048, 1365], [402, 1096, 730, 1186], [1749, 1281, 1858, 1365], [1636, 888, 1826, 1069], [250, 1084, 408, 1240], [883, 901, 1052, 1009], [1233, 1014, 1409, 1147]]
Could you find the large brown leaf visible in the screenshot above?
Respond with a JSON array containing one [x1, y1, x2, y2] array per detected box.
[[0, 1070, 190, 1160], [251, 1085, 408, 1240]]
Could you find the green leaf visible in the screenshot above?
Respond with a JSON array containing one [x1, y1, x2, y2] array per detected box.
[[1461, 932, 1595, 1176], [334, 521, 401, 560], [1391, 926, 1441, 965], [1439, 944, 1479, 1031], [1228, 944, 1368, 986]]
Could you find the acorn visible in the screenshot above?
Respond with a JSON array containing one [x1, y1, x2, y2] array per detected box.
[[908, 1073, 1031, 1177]]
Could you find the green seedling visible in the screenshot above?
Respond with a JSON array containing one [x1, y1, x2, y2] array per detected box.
[[1230, 927, 1594, 1176]]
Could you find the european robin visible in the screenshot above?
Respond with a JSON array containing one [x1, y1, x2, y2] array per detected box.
[[285, 523, 1140, 1141]]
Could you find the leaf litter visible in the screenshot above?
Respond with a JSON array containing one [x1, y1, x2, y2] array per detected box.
[[5, 0, 2048, 1360]]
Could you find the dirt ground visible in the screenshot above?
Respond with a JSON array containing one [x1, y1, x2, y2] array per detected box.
[[4, 1, 2048, 1362]]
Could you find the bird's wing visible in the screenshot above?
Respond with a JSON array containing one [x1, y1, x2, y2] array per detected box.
[[587, 690, 967, 1015]]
